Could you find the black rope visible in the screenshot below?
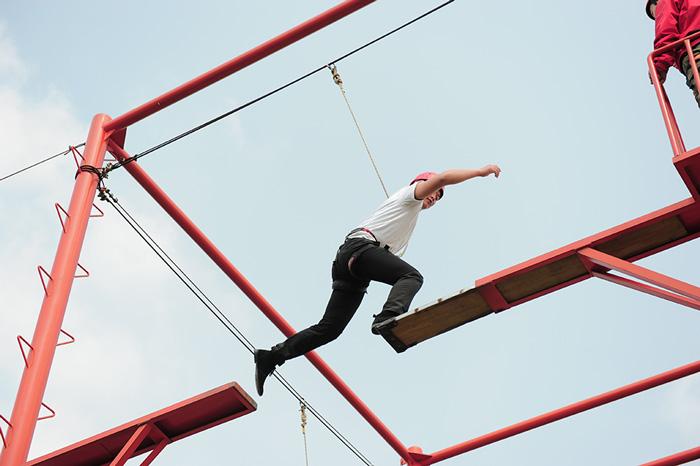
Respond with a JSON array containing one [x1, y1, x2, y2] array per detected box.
[[104, 0, 455, 174], [77, 164, 106, 183], [0, 143, 86, 183], [99, 187, 374, 465]]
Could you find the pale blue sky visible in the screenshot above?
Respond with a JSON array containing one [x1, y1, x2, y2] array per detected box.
[[1, 1, 699, 465]]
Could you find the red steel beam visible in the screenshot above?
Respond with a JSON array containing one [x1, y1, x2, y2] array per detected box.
[[579, 248, 700, 302], [426, 359, 700, 464], [107, 143, 412, 461], [109, 424, 152, 466], [642, 445, 700, 466], [592, 271, 700, 311], [103, 0, 376, 133], [0, 115, 111, 466]]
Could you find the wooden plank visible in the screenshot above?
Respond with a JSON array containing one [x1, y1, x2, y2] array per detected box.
[[380, 288, 491, 352], [594, 216, 688, 260], [382, 200, 699, 353], [496, 254, 588, 303]]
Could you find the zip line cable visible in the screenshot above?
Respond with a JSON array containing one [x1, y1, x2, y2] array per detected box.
[[329, 64, 389, 198], [98, 186, 374, 466], [0, 143, 86, 183], [103, 0, 455, 175]]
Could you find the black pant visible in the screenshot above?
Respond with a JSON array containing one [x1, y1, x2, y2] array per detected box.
[[272, 238, 423, 362]]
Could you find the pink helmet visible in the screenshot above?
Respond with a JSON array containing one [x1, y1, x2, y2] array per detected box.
[[410, 171, 444, 199]]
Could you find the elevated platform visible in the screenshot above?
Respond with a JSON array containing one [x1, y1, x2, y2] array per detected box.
[[380, 172, 700, 352], [674, 146, 700, 200], [27, 382, 256, 466]]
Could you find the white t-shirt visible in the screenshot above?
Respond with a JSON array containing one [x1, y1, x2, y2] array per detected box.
[[348, 185, 423, 257]]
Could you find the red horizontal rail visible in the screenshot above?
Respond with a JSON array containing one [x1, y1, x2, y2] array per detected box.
[[649, 30, 700, 56], [579, 248, 700, 301], [642, 445, 700, 466], [593, 271, 700, 311], [103, 0, 376, 132], [647, 32, 700, 157], [427, 359, 700, 464]]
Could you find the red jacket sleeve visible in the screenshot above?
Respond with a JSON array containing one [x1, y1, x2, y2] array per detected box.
[[654, 0, 682, 77]]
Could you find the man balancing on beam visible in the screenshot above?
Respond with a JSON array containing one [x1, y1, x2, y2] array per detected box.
[[254, 166, 501, 396]]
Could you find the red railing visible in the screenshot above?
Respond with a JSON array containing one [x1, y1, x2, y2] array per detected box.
[[648, 30, 700, 157]]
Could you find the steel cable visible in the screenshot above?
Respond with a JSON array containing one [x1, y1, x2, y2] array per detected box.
[[99, 187, 374, 465], [104, 0, 455, 175], [0, 143, 86, 183]]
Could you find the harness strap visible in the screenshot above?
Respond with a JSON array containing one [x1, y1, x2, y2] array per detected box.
[[346, 227, 377, 242]]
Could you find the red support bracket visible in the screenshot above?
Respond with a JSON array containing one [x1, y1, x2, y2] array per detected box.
[[89, 203, 104, 218], [37, 266, 52, 296], [138, 424, 169, 466], [109, 424, 153, 466], [69, 146, 84, 169], [578, 248, 700, 310], [478, 282, 511, 312], [37, 403, 55, 422], [400, 446, 432, 466], [0, 415, 11, 449], [54, 203, 69, 233], [17, 336, 34, 369], [56, 203, 101, 233], [139, 439, 168, 466], [74, 263, 89, 279], [56, 329, 76, 347], [593, 271, 700, 311]]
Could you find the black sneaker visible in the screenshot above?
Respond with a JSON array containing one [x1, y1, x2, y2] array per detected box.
[[254, 349, 277, 396], [371, 314, 398, 335]]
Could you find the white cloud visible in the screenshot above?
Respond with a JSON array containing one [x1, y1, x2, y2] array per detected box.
[[0, 23, 26, 80], [0, 25, 254, 460]]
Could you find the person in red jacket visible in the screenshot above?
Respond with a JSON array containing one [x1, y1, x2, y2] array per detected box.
[[647, 0, 700, 104]]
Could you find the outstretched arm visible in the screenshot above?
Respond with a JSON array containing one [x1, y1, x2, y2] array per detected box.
[[414, 165, 501, 200]]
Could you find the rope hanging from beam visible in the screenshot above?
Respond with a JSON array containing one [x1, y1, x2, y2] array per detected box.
[[102, 0, 455, 177], [329, 64, 389, 198]]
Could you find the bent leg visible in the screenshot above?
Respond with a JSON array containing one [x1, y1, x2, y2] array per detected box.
[[273, 288, 365, 362], [351, 247, 423, 321]]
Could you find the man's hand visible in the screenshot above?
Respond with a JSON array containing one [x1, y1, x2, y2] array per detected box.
[[480, 164, 501, 178]]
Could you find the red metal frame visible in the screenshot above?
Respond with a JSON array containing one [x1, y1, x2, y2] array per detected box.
[[579, 247, 700, 308], [3, 5, 699, 466], [425, 359, 700, 465], [27, 382, 256, 466], [643, 445, 700, 466], [107, 141, 413, 461], [102, 0, 376, 133], [0, 114, 111, 466], [0, 2, 379, 465]]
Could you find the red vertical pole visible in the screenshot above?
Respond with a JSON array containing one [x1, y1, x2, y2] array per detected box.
[[648, 54, 686, 156], [0, 114, 111, 466]]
